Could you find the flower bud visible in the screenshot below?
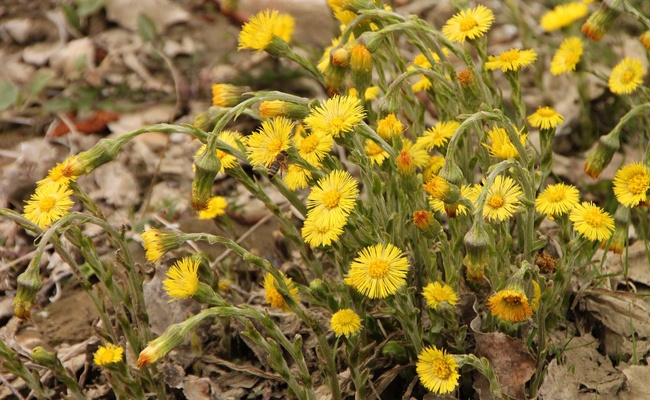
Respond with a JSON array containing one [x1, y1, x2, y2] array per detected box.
[[259, 100, 309, 119], [193, 106, 225, 132], [137, 325, 185, 367], [212, 84, 249, 107], [331, 46, 351, 67], [641, 31, 650, 52], [464, 221, 491, 269], [413, 210, 433, 231], [457, 68, 481, 111], [141, 228, 183, 263], [439, 158, 464, 185], [601, 206, 629, 254], [73, 137, 126, 176], [192, 148, 221, 211], [350, 44, 373, 90], [14, 264, 41, 319], [581, 4, 620, 41], [376, 114, 404, 140], [584, 132, 620, 178], [31, 347, 57, 367]]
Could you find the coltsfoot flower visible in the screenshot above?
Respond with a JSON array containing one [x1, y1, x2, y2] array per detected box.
[[487, 287, 532, 322], [364, 139, 389, 166], [263, 272, 300, 311], [422, 282, 458, 310], [483, 175, 522, 222], [417, 121, 460, 151], [376, 114, 404, 140], [294, 131, 333, 166], [527, 107, 564, 130], [608, 57, 646, 95], [395, 140, 428, 175], [345, 243, 410, 299], [306, 170, 359, 227], [569, 202, 615, 241], [23, 183, 74, 228], [163, 257, 200, 300], [485, 49, 537, 72], [238, 9, 294, 52], [141, 229, 183, 263], [247, 117, 294, 167], [304, 95, 365, 138], [483, 126, 526, 160], [94, 344, 123, 366], [284, 165, 312, 191], [416, 346, 460, 394], [38, 159, 79, 187], [198, 196, 227, 220], [540, 2, 588, 32], [550, 37, 583, 76], [330, 309, 361, 336], [442, 5, 494, 43], [423, 155, 445, 182], [301, 216, 344, 247], [612, 162, 650, 207], [535, 183, 580, 217], [212, 84, 248, 107], [194, 131, 241, 173]]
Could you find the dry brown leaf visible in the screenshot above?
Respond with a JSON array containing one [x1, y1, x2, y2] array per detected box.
[[105, 0, 190, 33], [538, 359, 580, 400], [582, 289, 650, 339], [474, 331, 536, 400], [183, 376, 222, 400], [620, 364, 650, 400]]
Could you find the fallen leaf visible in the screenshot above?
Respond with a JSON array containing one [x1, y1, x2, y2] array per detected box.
[[620, 364, 650, 400], [51, 110, 119, 137], [474, 331, 536, 400], [104, 0, 190, 33], [581, 289, 650, 339], [538, 359, 580, 400]]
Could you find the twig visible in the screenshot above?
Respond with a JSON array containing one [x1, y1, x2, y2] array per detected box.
[[0, 373, 25, 400], [210, 211, 276, 268], [0, 245, 53, 273]]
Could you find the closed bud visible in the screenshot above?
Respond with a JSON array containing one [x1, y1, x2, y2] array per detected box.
[[601, 205, 629, 254], [192, 148, 221, 211], [259, 100, 309, 119], [457, 68, 481, 111], [137, 325, 185, 367], [439, 158, 464, 185], [413, 210, 433, 231], [14, 264, 41, 319], [323, 64, 346, 95], [464, 221, 491, 268], [331, 46, 351, 67], [193, 106, 225, 132], [581, 4, 620, 41], [141, 228, 183, 263], [641, 31, 650, 51], [73, 137, 126, 176], [584, 132, 620, 178], [351, 44, 373, 89], [212, 84, 249, 107], [31, 347, 57, 368]]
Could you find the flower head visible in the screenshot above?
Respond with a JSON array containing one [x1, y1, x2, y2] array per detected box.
[[550, 37, 583, 75], [376, 114, 404, 140], [417, 121, 460, 151], [527, 107, 564, 130], [294, 131, 333, 165], [569, 202, 615, 241], [608, 57, 646, 95], [430, 184, 474, 217], [38, 160, 79, 187], [422, 282, 458, 310], [613, 162, 650, 207], [284, 165, 313, 191], [345, 243, 410, 299], [442, 5, 495, 43], [307, 170, 359, 227], [535, 183, 580, 217], [416, 346, 460, 394], [483, 175, 522, 222], [23, 183, 74, 228], [395, 139, 428, 175], [302, 216, 344, 247], [487, 287, 533, 322], [94, 344, 123, 366], [540, 2, 588, 32], [263, 272, 300, 311], [483, 126, 526, 160], [247, 117, 294, 167], [364, 139, 389, 166], [424, 175, 450, 200], [485, 49, 537, 72], [163, 257, 200, 300], [238, 10, 294, 52], [141, 229, 183, 263], [212, 84, 248, 107], [581, 5, 620, 41], [330, 309, 362, 336], [641, 31, 650, 51], [304, 95, 365, 138], [198, 196, 227, 219], [423, 155, 445, 182]]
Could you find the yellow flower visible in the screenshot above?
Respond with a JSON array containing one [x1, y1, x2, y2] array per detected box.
[[527, 107, 564, 130], [198, 196, 227, 219], [141, 229, 183, 263], [23, 183, 74, 228], [395, 139, 428, 175], [302, 216, 344, 247], [483, 126, 526, 160], [422, 282, 458, 310], [430, 184, 473, 217], [376, 114, 404, 140], [613, 162, 650, 207], [350, 86, 380, 100], [330, 309, 362, 336], [307, 170, 359, 227], [531, 281, 541, 312], [423, 175, 450, 200], [417, 121, 460, 151], [550, 37, 583, 75], [540, 2, 588, 32], [93, 344, 123, 366], [423, 155, 445, 182], [608, 57, 646, 95], [304, 95, 365, 138], [569, 202, 615, 241], [263, 272, 300, 311], [641, 31, 650, 51], [416, 346, 460, 395], [318, 38, 340, 73], [38, 160, 79, 187], [413, 210, 434, 231], [483, 175, 523, 222], [163, 257, 200, 300], [488, 288, 532, 322], [238, 9, 294, 52], [364, 139, 389, 165], [485, 49, 537, 72], [442, 5, 495, 43], [284, 165, 313, 191], [345, 243, 410, 299], [212, 84, 247, 107], [247, 117, 294, 167], [535, 183, 580, 217], [294, 131, 333, 165]]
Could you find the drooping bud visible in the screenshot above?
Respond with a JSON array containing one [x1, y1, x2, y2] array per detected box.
[[192, 145, 221, 211], [141, 228, 183, 263], [584, 132, 620, 178], [350, 44, 373, 90], [212, 84, 249, 107], [14, 264, 41, 319], [259, 100, 309, 119], [137, 325, 185, 367], [413, 210, 433, 231], [581, 3, 620, 41], [331, 46, 351, 67]]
